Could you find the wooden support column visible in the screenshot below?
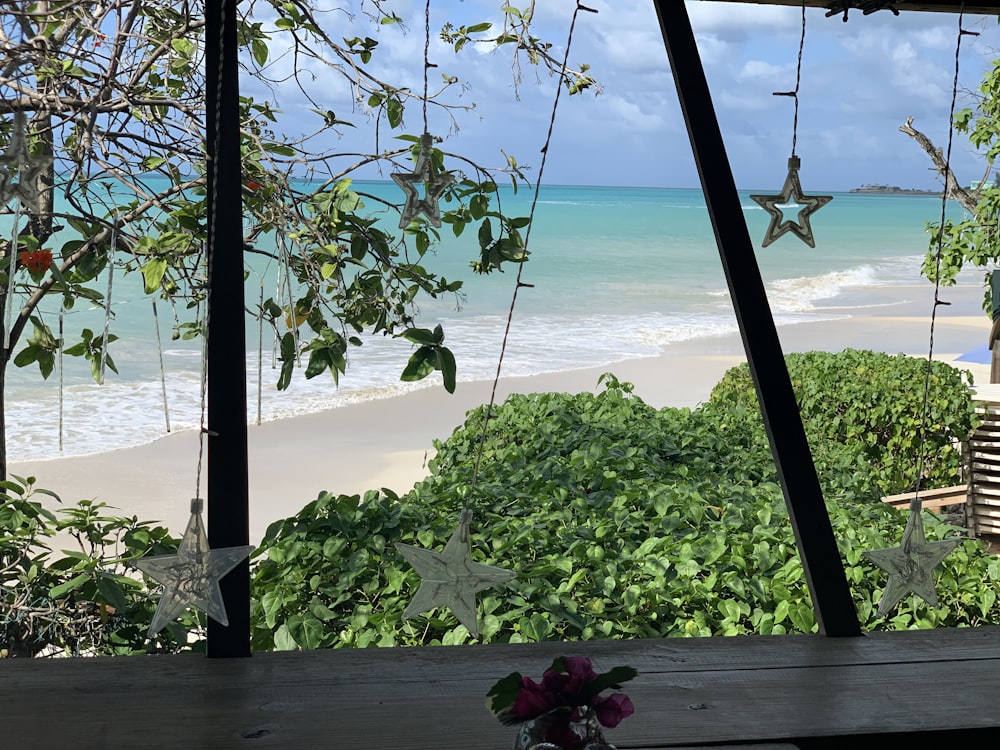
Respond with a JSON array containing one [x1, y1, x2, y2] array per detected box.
[[205, 0, 251, 656], [652, 0, 861, 637]]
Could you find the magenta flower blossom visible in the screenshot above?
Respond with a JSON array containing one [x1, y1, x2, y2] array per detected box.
[[486, 655, 638, 747], [592, 692, 635, 728]]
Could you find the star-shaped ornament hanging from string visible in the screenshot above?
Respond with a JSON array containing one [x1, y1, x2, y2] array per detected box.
[[391, 132, 454, 229], [0, 111, 53, 211], [134, 498, 254, 637], [395, 508, 516, 638], [864, 507, 963, 617], [750, 156, 832, 248]]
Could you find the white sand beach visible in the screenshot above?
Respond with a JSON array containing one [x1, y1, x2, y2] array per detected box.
[[10, 282, 993, 543]]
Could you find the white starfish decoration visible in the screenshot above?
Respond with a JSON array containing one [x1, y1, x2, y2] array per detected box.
[[750, 156, 832, 248], [391, 132, 454, 229], [395, 509, 516, 638], [134, 498, 254, 636], [0, 111, 53, 210], [864, 507, 963, 617]]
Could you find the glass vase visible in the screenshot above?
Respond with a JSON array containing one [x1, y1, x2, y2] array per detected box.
[[512, 710, 617, 750]]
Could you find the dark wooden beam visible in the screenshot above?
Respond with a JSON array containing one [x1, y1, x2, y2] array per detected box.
[[204, 0, 250, 657], [652, 0, 862, 637], [699, 0, 1000, 15]]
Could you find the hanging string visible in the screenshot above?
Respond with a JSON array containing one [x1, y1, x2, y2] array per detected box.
[[465, 2, 595, 509], [151, 297, 171, 433], [98, 218, 117, 384], [195, 0, 228, 501], [914, 8, 975, 517], [257, 281, 264, 426], [773, 3, 806, 158], [58, 306, 64, 452], [278, 230, 301, 367], [271, 265, 281, 369], [3, 203, 21, 352], [422, 0, 431, 134]]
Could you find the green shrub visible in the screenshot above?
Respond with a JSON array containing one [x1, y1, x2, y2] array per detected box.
[[1, 477, 194, 657], [709, 349, 977, 496], [250, 368, 1000, 649]]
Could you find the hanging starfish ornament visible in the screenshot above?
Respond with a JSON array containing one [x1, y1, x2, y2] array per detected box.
[[134, 498, 254, 636], [0, 111, 52, 211], [395, 508, 516, 638], [863, 507, 963, 617], [749, 156, 832, 248], [391, 132, 454, 229]]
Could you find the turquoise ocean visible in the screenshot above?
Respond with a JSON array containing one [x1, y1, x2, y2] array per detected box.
[[4, 181, 968, 461]]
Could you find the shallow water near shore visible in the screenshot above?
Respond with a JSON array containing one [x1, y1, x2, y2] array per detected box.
[[4, 181, 971, 461]]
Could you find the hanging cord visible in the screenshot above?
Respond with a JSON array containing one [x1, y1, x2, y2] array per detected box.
[[422, 0, 431, 133], [278, 230, 301, 367], [773, 3, 806, 158], [2, 111, 27, 352], [195, 0, 228, 501], [151, 297, 171, 433], [4, 203, 21, 353], [58, 306, 64, 452], [98, 218, 117, 384], [914, 8, 974, 519], [271, 262, 281, 369], [464, 2, 595, 511], [256, 280, 264, 426]]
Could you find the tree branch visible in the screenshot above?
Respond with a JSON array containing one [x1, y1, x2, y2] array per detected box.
[[899, 116, 979, 214]]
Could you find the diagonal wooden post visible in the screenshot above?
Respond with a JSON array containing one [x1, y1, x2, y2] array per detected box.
[[205, 0, 251, 656], [651, 0, 861, 637]]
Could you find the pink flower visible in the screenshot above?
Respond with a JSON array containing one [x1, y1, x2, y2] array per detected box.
[[511, 676, 559, 719], [592, 692, 635, 729], [541, 656, 599, 703]]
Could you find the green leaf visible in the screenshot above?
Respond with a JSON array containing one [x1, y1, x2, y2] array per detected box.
[[437, 346, 457, 394], [252, 38, 269, 67], [485, 671, 523, 722], [13, 346, 39, 368], [400, 327, 438, 346], [401, 347, 435, 382], [273, 623, 296, 650], [276, 333, 296, 391], [96, 574, 130, 611], [264, 143, 296, 157], [49, 573, 90, 599], [141, 258, 168, 294], [585, 666, 639, 698], [386, 98, 403, 129]]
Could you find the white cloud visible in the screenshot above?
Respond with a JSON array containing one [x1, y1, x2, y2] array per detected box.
[[737, 60, 791, 82], [603, 95, 666, 132]]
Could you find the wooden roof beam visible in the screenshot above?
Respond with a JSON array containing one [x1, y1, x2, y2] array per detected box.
[[700, 0, 1000, 17]]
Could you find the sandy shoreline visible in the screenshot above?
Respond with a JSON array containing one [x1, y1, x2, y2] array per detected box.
[[11, 282, 993, 543]]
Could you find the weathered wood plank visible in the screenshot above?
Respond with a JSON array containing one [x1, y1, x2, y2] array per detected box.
[[968, 481, 1000, 497], [0, 628, 997, 749], [881, 485, 967, 508]]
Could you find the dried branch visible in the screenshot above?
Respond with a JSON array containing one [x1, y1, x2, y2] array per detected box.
[[899, 116, 979, 213]]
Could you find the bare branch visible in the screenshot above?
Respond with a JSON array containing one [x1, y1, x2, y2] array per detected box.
[[899, 116, 979, 214]]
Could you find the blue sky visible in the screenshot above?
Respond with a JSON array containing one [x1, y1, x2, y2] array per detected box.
[[254, 2, 1000, 191]]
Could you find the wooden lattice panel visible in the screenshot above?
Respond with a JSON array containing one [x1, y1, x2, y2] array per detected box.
[[969, 402, 1000, 536]]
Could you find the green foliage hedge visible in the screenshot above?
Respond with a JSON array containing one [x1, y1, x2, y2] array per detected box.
[[250, 358, 1000, 651], [5, 350, 995, 656], [709, 349, 978, 495]]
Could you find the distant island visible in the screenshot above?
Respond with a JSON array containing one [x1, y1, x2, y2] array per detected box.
[[850, 184, 940, 195]]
